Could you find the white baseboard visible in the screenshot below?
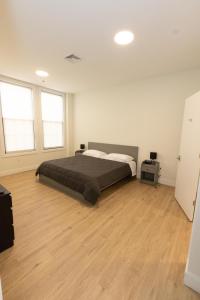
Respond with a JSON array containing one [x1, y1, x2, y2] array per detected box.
[[1, 166, 175, 188], [159, 177, 175, 187], [0, 165, 38, 177], [137, 172, 175, 187], [184, 271, 200, 294]]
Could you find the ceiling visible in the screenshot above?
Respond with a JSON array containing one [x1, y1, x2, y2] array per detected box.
[[1, 0, 200, 93]]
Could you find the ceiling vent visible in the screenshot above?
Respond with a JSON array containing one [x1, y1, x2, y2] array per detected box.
[[65, 54, 81, 63]]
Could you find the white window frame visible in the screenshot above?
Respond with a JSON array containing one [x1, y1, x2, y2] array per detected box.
[[40, 88, 66, 150], [0, 78, 37, 156]]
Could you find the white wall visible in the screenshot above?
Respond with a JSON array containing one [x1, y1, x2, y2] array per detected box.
[[73, 69, 200, 186], [0, 76, 73, 177], [184, 182, 200, 294]]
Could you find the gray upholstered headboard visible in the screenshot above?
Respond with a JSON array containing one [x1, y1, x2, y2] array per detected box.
[[88, 142, 139, 164]]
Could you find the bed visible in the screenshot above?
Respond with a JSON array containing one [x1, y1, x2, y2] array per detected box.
[[36, 142, 139, 205]]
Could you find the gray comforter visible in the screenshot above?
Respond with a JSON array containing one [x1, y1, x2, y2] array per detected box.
[[35, 155, 131, 204]]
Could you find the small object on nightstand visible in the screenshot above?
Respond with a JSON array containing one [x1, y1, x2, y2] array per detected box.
[[150, 152, 157, 160], [80, 144, 85, 150], [75, 149, 85, 156], [140, 160, 160, 186], [75, 143, 85, 156]]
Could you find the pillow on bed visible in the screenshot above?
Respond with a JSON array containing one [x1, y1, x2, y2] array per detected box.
[[83, 149, 107, 158], [105, 153, 134, 163]]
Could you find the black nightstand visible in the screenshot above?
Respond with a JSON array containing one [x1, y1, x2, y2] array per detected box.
[[140, 161, 160, 186], [75, 150, 85, 156]]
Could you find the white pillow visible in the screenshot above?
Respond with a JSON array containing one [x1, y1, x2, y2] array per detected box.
[[83, 149, 107, 158], [105, 153, 134, 163]]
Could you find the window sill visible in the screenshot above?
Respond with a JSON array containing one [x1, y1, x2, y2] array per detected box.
[[0, 147, 66, 158], [41, 147, 66, 153], [0, 150, 38, 158]]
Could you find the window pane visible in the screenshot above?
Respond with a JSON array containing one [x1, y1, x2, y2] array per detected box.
[[41, 92, 63, 122], [0, 82, 33, 120], [43, 122, 63, 148], [0, 82, 35, 153], [41, 91, 64, 149], [3, 119, 35, 152]]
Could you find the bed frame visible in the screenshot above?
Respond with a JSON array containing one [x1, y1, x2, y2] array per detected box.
[[39, 142, 139, 203]]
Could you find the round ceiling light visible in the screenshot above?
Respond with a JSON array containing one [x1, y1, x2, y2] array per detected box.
[[35, 70, 49, 78], [114, 30, 134, 45]]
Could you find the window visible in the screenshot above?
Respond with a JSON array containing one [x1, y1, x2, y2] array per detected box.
[[0, 82, 35, 153], [41, 91, 64, 149]]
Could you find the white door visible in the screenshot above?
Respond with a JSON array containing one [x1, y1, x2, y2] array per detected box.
[[175, 92, 200, 221], [0, 279, 2, 300]]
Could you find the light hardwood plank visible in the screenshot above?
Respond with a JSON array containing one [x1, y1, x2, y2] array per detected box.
[[0, 171, 199, 300]]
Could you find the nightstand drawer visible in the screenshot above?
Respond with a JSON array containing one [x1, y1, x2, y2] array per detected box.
[[141, 164, 156, 173]]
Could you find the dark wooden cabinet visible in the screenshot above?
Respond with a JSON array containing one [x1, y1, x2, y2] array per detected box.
[[0, 184, 14, 252]]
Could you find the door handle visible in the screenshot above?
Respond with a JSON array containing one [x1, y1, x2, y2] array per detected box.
[[177, 155, 181, 161]]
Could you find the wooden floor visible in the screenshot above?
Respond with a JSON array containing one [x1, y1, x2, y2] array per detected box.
[[0, 171, 199, 300]]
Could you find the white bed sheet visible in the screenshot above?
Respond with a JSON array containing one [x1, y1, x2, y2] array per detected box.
[[127, 160, 137, 177]]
